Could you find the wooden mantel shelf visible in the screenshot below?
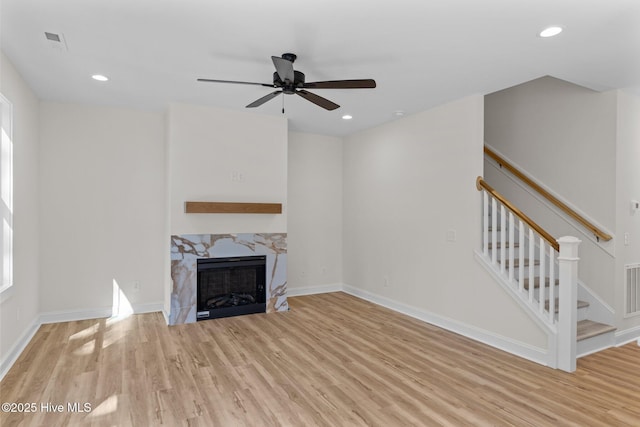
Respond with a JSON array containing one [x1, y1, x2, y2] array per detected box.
[[185, 201, 282, 214]]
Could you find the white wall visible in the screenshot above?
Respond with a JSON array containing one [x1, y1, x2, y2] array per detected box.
[[485, 76, 617, 231], [39, 103, 166, 315], [484, 77, 618, 307], [167, 104, 287, 235], [615, 91, 640, 331], [287, 132, 342, 293], [0, 53, 41, 372], [342, 95, 547, 349]]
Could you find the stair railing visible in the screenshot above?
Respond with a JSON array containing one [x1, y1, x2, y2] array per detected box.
[[476, 177, 580, 372], [484, 146, 612, 242]]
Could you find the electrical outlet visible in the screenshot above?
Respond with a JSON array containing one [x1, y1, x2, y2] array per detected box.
[[624, 233, 629, 246], [231, 171, 246, 182], [133, 281, 141, 292], [446, 229, 457, 242], [383, 276, 390, 287]]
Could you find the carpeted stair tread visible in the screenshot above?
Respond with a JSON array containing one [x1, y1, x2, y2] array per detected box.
[[544, 298, 589, 313], [577, 320, 616, 341], [487, 242, 520, 250], [522, 276, 558, 290], [499, 258, 540, 268]]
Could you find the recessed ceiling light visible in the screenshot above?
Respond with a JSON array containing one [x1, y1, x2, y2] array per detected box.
[[91, 74, 109, 82], [342, 115, 353, 120], [393, 110, 405, 117], [539, 26, 563, 38]]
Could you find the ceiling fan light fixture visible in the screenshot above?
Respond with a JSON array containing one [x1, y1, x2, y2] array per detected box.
[[539, 26, 563, 38]]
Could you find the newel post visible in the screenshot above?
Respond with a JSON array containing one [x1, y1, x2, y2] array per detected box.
[[557, 236, 580, 372]]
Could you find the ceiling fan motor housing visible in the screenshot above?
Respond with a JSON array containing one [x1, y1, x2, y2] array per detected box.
[[281, 53, 297, 63], [273, 70, 306, 94]]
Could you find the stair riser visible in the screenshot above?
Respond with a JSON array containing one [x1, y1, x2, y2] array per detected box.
[[503, 265, 543, 277], [486, 231, 521, 246], [552, 305, 589, 322], [577, 331, 615, 358], [488, 249, 555, 264]]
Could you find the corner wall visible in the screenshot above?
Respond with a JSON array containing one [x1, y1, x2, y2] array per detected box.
[[484, 76, 617, 231], [287, 132, 343, 294], [38, 103, 166, 316], [0, 52, 41, 376], [615, 90, 640, 336], [342, 95, 547, 351], [484, 76, 618, 308]]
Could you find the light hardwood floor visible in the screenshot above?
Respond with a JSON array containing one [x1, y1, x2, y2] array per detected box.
[[1, 292, 639, 426]]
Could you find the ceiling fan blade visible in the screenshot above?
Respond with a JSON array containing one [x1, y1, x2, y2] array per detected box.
[[197, 78, 273, 87], [303, 79, 377, 89], [296, 90, 340, 111], [246, 91, 282, 108], [271, 56, 295, 83]]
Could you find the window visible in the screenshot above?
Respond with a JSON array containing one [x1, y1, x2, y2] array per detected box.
[[0, 93, 13, 293]]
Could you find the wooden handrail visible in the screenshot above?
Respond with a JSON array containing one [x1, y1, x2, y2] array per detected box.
[[484, 146, 612, 242], [476, 176, 560, 252]]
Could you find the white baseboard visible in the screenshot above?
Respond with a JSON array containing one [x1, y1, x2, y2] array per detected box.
[[615, 324, 640, 346], [341, 284, 551, 367], [0, 317, 40, 381], [38, 303, 165, 325], [287, 283, 343, 297], [39, 307, 113, 324], [132, 302, 165, 314], [162, 310, 170, 325]]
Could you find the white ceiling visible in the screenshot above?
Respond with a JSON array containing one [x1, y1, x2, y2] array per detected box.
[[2, 0, 639, 137]]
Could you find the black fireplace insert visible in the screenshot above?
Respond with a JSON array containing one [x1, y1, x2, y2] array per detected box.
[[196, 255, 267, 320]]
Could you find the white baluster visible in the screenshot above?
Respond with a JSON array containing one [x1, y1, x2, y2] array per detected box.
[[491, 198, 497, 265], [518, 221, 525, 292], [483, 191, 489, 256], [500, 205, 506, 274], [528, 229, 535, 303], [548, 247, 556, 323], [538, 237, 546, 314], [508, 212, 515, 284]]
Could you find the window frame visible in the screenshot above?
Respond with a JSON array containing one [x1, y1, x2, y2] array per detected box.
[[0, 92, 14, 297]]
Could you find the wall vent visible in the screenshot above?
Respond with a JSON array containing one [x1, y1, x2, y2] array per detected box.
[[625, 263, 640, 317]]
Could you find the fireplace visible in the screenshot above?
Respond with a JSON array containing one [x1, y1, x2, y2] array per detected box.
[[169, 233, 287, 325], [196, 255, 267, 320]]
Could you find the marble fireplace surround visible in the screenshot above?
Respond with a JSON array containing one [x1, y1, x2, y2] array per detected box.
[[170, 233, 288, 325]]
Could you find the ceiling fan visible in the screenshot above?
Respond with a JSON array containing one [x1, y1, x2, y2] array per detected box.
[[197, 53, 376, 111]]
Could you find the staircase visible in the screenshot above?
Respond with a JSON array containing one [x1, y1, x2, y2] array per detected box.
[[477, 177, 616, 371], [491, 241, 616, 352]]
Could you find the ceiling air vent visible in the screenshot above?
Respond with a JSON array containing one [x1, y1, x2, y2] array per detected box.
[[44, 32, 68, 51], [44, 32, 61, 42]]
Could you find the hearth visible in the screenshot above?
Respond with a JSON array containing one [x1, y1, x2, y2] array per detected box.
[[196, 255, 267, 320]]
